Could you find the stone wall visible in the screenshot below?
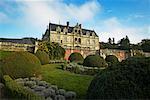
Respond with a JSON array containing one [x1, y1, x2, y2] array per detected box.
[[99, 49, 130, 61], [0, 42, 35, 52], [64, 47, 97, 60]]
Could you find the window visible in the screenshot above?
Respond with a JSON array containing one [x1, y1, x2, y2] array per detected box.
[[79, 30, 81, 35], [75, 30, 77, 32], [61, 40, 62, 43], [75, 38, 77, 41], [78, 38, 81, 44]]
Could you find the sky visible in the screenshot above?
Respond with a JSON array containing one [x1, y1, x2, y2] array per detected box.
[[0, 0, 149, 43]]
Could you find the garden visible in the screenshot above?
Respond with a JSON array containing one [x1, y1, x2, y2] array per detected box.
[[0, 42, 150, 99]]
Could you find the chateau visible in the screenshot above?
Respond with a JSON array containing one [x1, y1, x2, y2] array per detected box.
[[42, 22, 100, 59]]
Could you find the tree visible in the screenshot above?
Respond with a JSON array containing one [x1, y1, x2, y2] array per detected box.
[[118, 35, 130, 50], [112, 38, 115, 44], [38, 41, 65, 60], [141, 39, 150, 52], [108, 38, 112, 44]]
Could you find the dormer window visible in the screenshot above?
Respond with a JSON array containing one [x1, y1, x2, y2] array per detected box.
[[57, 26, 61, 33], [79, 30, 81, 35]]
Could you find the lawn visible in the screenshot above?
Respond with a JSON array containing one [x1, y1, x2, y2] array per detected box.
[[41, 64, 93, 98], [0, 51, 13, 60]]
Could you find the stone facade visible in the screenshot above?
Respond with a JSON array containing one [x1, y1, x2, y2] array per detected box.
[[42, 22, 99, 59]]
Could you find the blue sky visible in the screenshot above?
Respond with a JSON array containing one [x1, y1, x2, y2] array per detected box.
[[0, 0, 149, 43]]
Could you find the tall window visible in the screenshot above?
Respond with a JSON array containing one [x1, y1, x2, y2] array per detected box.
[[75, 38, 77, 41], [79, 38, 81, 44]]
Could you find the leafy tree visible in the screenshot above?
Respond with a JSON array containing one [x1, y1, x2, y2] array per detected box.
[[118, 35, 130, 50], [108, 38, 112, 44], [141, 39, 150, 52], [38, 42, 65, 60]]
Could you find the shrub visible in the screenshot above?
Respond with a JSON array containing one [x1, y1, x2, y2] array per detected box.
[[35, 50, 50, 65], [1, 52, 41, 79], [83, 55, 107, 68], [3, 75, 43, 100], [68, 52, 84, 63], [105, 55, 119, 67], [87, 57, 150, 99]]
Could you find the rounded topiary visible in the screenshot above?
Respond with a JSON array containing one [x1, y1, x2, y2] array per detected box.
[[105, 55, 119, 67], [68, 52, 84, 63], [83, 55, 107, 68], [1, 52, 41, 79], [87, 57, 150, 99], [35, 50, 50, 65]]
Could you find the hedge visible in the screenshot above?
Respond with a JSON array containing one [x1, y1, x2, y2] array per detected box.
[[1, 52, 41, 79], [68, 52, 84, 63], [105, 55, 119, 67], [83, 55, 107, 68], [35, 50, 50, 65], [87, 57, 150, 99], [3, 75, 43, 100]]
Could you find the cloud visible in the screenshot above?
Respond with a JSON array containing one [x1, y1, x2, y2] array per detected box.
[[95, 17, 149, 43], [67, 0, 100, 22], [16, 0, 100, 28]]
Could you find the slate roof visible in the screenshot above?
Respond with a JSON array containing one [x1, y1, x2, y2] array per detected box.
[[0, 38, 34, 45], [48, 23, 98, 37]]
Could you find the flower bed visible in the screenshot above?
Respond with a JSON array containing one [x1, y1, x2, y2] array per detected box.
[[63, 62, 105, 75], [15, 77, 76, 100]]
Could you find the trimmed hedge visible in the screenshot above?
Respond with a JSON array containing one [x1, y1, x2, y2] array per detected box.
[[1, 52, 41, 79], [87, 57, 150, 99], [68, 52, 84, 63], [3, 75, 43, 100], [35, 50, 50, 65], [83, 55, 107, 68], [105, 55, 119, 67]]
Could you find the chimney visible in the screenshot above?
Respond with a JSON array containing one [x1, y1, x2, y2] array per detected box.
[[79, 24, 82, 28], [67, 21, 69, 27]]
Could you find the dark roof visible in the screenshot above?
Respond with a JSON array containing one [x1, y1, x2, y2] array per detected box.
[[48, 23, 98, 37], [0, 38, 34, 45]]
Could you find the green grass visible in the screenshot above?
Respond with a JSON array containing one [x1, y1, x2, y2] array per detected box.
[[41, 64, 93, 98], [0, 50, 14, 60]]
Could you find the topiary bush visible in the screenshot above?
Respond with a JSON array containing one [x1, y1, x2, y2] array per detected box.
[[3, 75, 43, 100], [87, 57, 150, 99], [1, 52, 41, 79], [83, 55, 107, 68], [68, 52, 84, 64], [35, 50, 50, 65], [105, 55, 119, 67]]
